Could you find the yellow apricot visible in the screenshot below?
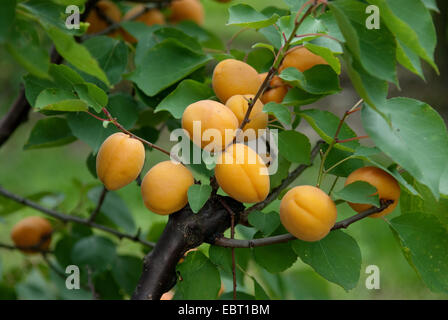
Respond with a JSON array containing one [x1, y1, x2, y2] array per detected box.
[[160, 291, 174, 300], [280, 185, 337, 242], [11, 216, 53, 254], [182, 100, 239, 151], [141, 161, 194, 215], [259, 73, 284, 88], [279, 47, 328, 73], [212, 59, 262, 103], [261, 86, 288, 104], [121, 5, 165, 43], [169, 0, 204, 25], [215, 144, 270, 203], [96, 132, 145, 191], [86, 0, 122, 35], [225, 94, 268, 140], [345, 166, 401, 218]]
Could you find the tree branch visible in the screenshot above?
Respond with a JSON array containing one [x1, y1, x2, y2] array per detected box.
[[88, 186, 108, 222], [213, 200, 394, 248], [0, 186, 155, 248]]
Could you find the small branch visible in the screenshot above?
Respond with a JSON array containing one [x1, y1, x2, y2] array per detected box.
[[226, 28, 249, 53], [295, 33, 340, 42], [89, 186, 108, 223], [87, 266, 100, 300], [0, 186, 155, 248], [336, 136, 369, 144], [213, 200, 393, 248]]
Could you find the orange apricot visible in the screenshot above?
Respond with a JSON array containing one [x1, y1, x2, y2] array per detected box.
[[280, 185, 337, 242], [182, 100, 239, 151], [344, 166, 401, 218], [96, 132, 146, 191], [212, 59, 262, 103], [121, 5, 165, 43], [261, 86, 288, 104], [215, 144, 270, 203], [169, 0, 204, 25], [86, 0, 122, 35], [11, 216, 53, 253], [279, 47, 328, 73], [141, 161, 194, 215]]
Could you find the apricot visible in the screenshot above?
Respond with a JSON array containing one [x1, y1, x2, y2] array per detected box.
[[121, 5, 165, 43], [279, 47, 328, 73], [259, 73, 284, 88], [141, 161, 194, 215], [182, 100, 239, 151], [86, 0, 122, 35], [225, 94, 268, 139], [169, 0, 204, 25], [280, 185, 337, 242], [344, 166, 401, 218], [160, 291, 174, 300], [212, 59, 262, 103], [11, 216, 53, 253], [261, 86, 288, 104], [215, 144, 270, 203], [96, 132, 145, 191]]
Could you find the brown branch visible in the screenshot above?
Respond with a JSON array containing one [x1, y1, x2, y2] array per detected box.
[[213, 200, 394, 248], [0, 186, 155, 248]]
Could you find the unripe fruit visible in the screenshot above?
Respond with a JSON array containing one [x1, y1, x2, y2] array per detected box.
[[225, 94, 268, 140], [141, 161, 194, 215], [261, 86, 288, 104], [182, 100, 239, 151], [280, 185, 337, 242], [122, 5, 165, 43], [11, 216, 53, 253], [96, 133, 146, 191], [345, 166, 401, 218], [86, 0, 122, 35], [279, 47, 328, 73], [169, 0, 204, 25], [215, 144, 270, 203], [212, 59, 262, 103]]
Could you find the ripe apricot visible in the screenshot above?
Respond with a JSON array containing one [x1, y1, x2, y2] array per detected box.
[[161, 291, 174, 300], [225, 94, 268, 139], [280, 185, 337, 242], [259, 72, 284, 88], [86, 0, 122, 35], [212, 59, 262, 103], [215, 144, 270, 203], [141, 161, 194, 215], [169, 0, 204, 25], [182, 100, 239, 151], [261, 86, 288, 104], [345, 166, 401, 218], [96, 132, 145, 191], [11, 216, 53, 253], [121, 5, 165, 43], [279, 47, 328, 73]]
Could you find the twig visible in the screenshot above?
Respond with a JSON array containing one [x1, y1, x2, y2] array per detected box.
[[87, 266, 100, 300], [226, 28, 249, 53], [89, 186, 108, 223], [0, 186, 155, 248], [213, 200, 393, 248]]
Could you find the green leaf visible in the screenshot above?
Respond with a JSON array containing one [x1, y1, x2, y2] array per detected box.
[[253, 228, 298, 273], [187, 184, 212, 213], [16, 269, 57, 300], [129, 39, 211, 96], [397, 40, 424, 79], [366, 0, 438, 73], [0, 192, 50, 216], [269, 154, 291, 189], [292, 230, 362, 291], [389, 213, 448, 293], [322, 144, 363, 177], [252, 277, 270, 300], [282, 87, 323, 107], [422, 0, 438, 11], [74, 83, 108, 113], [83, 36, 129, 86], [175, 21, 225, 51], [333, 181, 380, 207], [0, 0, 16, 42], [209, 245, 233, 273], [88, 186, 136, 234], [329, 0, 397, 83], [251, 43, 275, 55], [176, 251, 221, 299], [278, 130, 311, 164], [279, 66, 340, 95], [263, 102, 291, 125], [300, 109, 359, 152], [248, 211, 280, 237], [111, 255, 143, 296], [155, 80, 214, 119], [304, 43, 341, 74], [361, 98, 448, 198], [227, 4, 280, 29], [46, 26, 110, 86], [24, 117, 76, 150], [35, 88, 88, 112], [71, 235, 117, 273]]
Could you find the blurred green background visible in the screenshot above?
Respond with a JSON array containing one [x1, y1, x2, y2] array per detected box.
[[0, 0, 447, 300]]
